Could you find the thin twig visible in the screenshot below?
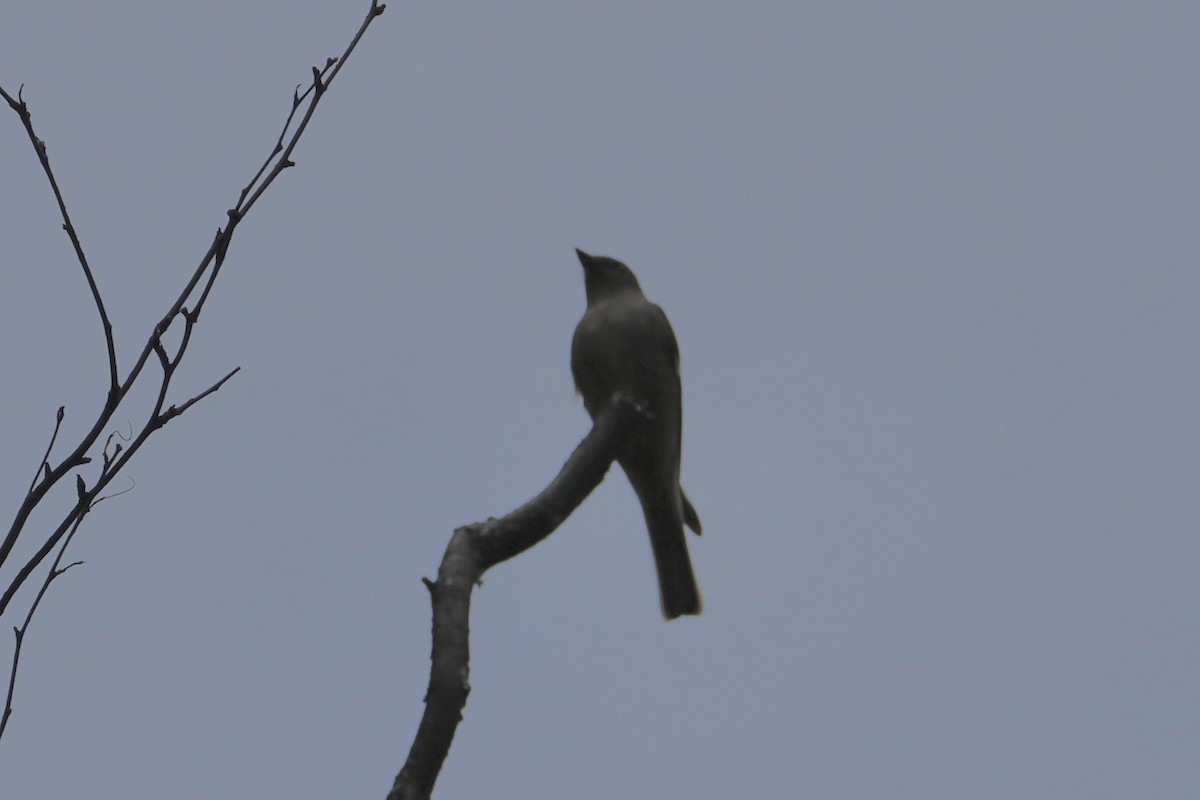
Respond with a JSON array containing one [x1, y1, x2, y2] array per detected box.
[[26, 407, 65, 495], [166, 367, 241, 420], [0, 86, 119, 397]]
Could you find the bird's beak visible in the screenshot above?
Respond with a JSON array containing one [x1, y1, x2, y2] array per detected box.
[[575, 248, 593, 269]]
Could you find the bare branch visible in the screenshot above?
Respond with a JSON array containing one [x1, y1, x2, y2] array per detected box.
[[0, 88, 119, 397], [235, 2, 384, 218], [2, 0, 385, 581], [0, 494, 91, 743], [0, 0, 387, 743], [389, 399, 642, 800]]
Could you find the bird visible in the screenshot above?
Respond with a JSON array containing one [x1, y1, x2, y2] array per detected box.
[[570, 248, 702, 619]]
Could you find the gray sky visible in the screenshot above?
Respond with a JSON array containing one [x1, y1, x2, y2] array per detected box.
[[3, 3, 1197, 798]]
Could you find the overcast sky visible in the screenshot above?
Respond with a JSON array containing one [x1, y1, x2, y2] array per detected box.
[[2, 3, 1197, 798]]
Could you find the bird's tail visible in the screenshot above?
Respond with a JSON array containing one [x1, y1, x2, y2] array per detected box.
[[643, 498, 702, 620]]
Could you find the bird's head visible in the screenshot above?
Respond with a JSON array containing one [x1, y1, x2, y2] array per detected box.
[[575, 248, 643, 304]]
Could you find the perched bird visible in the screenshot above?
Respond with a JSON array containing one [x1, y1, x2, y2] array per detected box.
[[570, 248, 702, 619]]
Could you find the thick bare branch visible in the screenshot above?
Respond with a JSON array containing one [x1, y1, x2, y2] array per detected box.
[[389, 399, 643, 800]]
